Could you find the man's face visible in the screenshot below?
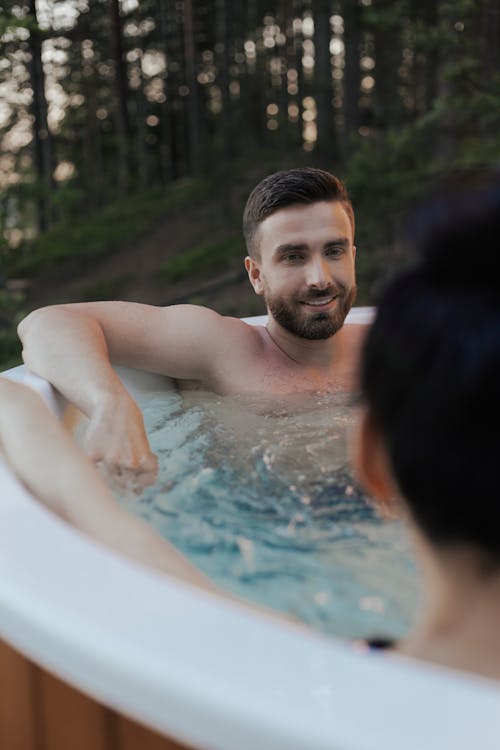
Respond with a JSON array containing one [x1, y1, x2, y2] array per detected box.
[[245, 201, 356, 340]]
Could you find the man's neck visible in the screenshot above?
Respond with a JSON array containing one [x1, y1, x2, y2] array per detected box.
[[265, 316, 344, 371]]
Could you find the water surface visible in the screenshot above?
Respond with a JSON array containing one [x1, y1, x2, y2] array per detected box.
[[123, 388, 420, 641]]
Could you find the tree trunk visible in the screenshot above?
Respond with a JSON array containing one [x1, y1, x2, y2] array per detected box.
[[373, 1, 403, 127], [215, 0, 233, 213], [294, 0, 306, 150], [420, 0, 439, 113], [183, 0, 202, 176], [281, 0, 300, 149], [158, 0, 175, 182], [342, 0, 362, 159], [314, 0, 337, 160], [245, 0, 266, 148], [433, 1, 456, 162], [27, 0, 55, 232], [134, 51, 149, 189], [482, 0, 500, 74], [81, 39, 103, 211], [216, 0, 232, 162], [109, 0, 131, 192]]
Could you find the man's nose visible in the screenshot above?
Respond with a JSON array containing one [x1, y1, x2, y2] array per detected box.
[[305, 257, 332, 288]]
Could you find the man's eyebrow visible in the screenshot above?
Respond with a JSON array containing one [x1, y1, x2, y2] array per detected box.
[[274, 237, 351, 254], [324, 236, 350, 247], [274, 243, 309, 255]]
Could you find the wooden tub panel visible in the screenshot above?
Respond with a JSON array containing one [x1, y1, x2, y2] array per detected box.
[[116, 716, 192, 750], [37, 667, 115, 750], [0, 639, 194, 750], [0, 640, 38, 750]]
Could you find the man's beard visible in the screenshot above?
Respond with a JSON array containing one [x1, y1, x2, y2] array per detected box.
[[265, 283, 357, 340]]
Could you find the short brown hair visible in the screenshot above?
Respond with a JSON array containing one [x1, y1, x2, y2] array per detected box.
[[243, 167, 354, 257]]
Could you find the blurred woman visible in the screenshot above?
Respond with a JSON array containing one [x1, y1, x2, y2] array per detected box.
[[353, 170, 500, 679]]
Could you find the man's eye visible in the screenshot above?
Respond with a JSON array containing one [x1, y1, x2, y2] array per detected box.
[[325, 246, 344, 257], [283, 253, 302, 262]]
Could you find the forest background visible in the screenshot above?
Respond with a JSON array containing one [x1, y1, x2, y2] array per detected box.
[[0, 0, 499, 368]]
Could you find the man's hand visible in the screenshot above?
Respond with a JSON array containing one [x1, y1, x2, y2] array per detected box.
[[84, 392, 158, 496]]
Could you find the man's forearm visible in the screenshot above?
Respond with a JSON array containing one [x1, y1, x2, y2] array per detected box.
[[18, 306, 157, 475], [18, 306, 128, 417]]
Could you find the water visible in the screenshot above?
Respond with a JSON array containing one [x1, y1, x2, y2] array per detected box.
[[121, 388, 421, 641]]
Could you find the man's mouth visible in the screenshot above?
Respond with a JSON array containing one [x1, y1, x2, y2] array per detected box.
[[300, 295, 337, 308]]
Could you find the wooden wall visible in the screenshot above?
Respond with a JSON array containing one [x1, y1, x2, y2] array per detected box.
[[0, 639, 194, 750]]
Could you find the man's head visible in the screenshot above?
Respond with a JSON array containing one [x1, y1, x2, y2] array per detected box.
[[243, 168, 356, 340], [243, 167, 354, 259]]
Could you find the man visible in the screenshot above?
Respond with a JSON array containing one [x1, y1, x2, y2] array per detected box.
[[18, 167, 362, 484]]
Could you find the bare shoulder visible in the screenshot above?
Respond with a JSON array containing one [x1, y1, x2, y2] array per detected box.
[[162, 305, 263, 345], [197, 309, 267, 362], [170, 308, 267, 392]]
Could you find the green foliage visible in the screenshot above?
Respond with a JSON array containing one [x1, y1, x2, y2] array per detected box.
[[362, 1, 408, 30], [346, 126, 431, 237], [0, 288, 24, 313], [345, 105, 500, 300], [160, 237, 243, 282], [342, 0, 500, 296], [81, 275, 131, 301], [0, 288, 26, 371], [0, 328, 22, 371], [7, 179, 209, 278], [0, 12, 34, 36], [50, 184, 87, 217]]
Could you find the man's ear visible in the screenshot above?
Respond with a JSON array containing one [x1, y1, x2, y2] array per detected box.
[[245, 255, 265, 296], [351, 408, 398, 511]]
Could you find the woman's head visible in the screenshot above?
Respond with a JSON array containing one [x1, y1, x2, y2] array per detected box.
[[356, 170, 500, 567]]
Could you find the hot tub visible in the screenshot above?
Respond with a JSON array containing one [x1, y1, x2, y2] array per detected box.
[[1, 308, 499, 749]]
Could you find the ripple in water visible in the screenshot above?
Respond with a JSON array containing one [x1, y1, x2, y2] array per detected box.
[[120, 388, 421, 641]]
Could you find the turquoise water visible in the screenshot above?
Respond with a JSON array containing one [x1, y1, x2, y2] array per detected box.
[[123, 389, 420, 641]]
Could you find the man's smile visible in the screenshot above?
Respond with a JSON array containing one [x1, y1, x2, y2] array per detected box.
[[300, 295, 338, 309]]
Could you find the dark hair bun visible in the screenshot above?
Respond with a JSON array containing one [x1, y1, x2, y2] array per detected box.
[[361, 168, 500, 560]]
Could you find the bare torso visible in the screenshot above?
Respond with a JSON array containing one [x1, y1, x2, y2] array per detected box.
[[179, 321, 368, 397]]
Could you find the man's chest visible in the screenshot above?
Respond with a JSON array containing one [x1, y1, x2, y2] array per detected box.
[[199, 356, 356, 396]]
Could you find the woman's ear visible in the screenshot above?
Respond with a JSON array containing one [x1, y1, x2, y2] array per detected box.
[[351, 408, 400, 514]]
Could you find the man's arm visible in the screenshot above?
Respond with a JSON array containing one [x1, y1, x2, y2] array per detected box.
[[0, 377, 216, 590], [17, 302, 245, 474]]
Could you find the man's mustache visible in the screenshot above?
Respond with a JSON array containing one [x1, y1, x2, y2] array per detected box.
[[300, 284, 346, 301]]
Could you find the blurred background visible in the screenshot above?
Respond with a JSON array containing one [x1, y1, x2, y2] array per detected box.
[[0, 0, 499, 367]]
